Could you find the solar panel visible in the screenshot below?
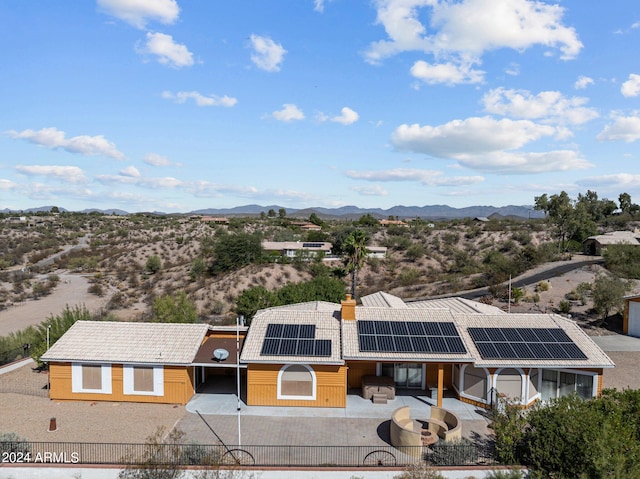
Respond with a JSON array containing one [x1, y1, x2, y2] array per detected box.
[[468, 327, 587, 360], [356, 320, 467, 355], [261, 323, 331, 357]]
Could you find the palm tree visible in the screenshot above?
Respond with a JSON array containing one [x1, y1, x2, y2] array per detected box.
[[343, 230, 369, 299]]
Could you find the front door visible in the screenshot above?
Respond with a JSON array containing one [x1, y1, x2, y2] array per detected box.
[[382, 363, 423, 389]]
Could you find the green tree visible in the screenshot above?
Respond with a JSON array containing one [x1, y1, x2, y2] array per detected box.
[[619, 192, 632, 214], [591, 273, 632, 323], [604, 244, 640, 279], [343, 230, 369, 299], [308, 212, 325, 227], [278, 208, 287, 218], [31, 305, 94, 364], [210, 232, 263, 275], [152, 291, 198, 323], [146, 255, 162, 274]]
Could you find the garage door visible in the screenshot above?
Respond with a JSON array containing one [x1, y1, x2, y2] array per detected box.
[[629, 302, 640, 338]]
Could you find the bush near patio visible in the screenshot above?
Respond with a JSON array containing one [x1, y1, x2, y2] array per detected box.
[[492, 389, 640, 478]]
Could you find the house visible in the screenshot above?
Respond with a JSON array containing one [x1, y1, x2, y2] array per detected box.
[[623, 294, 640, 338], [43, 293, 614, 410], [379, 219, 408, 227], [290, 221, 322, 231], [240, 292, 613, 409], [262, 241, 332, 260], [41, 321, 247, 405], [583, 230, 640, 255], [367, 246, 387, 259]]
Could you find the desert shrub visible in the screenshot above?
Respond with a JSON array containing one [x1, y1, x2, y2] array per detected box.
[[189, 257, 207, 280], [406, 243, 426, 261], [604, 244, 640, 279], [398, 267, 421, 286], [536, 281, 549, 292], [146, 255, 162, 274], [441, 232, 459, 245], [557, 299, 571, 314], [0, 432, 30, 454], [210, 232, 263, 275], [393, 462, 445, 479], [88, 283, 104, 296]]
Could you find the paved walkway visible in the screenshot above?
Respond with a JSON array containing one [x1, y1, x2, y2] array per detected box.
[[178, 386, 491, 448]]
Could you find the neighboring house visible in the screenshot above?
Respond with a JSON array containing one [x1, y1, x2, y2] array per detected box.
[[41, 322, 247, 405], [379, 219, 408, 227], [473, 217, 490, 223], [290, 221, 322, 231], [262, 241, 332, 259], [623, 294, 640, 338], [367, 246, 387, 259], [583, 230, 640, 255], [43, 293, 614, 410]]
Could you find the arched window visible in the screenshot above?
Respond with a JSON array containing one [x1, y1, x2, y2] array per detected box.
[[277, 364, 316, 400]]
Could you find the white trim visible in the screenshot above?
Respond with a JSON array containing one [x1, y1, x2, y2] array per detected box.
[[71, 363, 112, 394], [494, 367, 526, 405], [123, 364, 164, 396], [277, 364, 316, 401]]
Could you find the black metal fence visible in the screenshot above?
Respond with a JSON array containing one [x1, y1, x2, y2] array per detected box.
[[0, 440, 496, 467]]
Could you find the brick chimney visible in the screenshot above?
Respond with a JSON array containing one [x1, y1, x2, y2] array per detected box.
[[341, 294, 356, 321]]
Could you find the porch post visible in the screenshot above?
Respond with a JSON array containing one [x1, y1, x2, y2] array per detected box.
[[437, 363, 444, 408]]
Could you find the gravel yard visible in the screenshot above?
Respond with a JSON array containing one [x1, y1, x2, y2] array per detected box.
[[0, 362, 185, 443]]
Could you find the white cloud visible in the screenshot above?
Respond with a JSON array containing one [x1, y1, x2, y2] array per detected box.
[[481, 88, 598, 124], [6, 127, 125, 160], [346, 168, 484, 186], [505, 62, 520, 76], [97, 0, 179, 29], [391, 116, 592, 173], [365, 0, 582, 64], [410, 60, 484, 85], [0, 179, 16, 190], [621, 73, 640, 97], [250, 34, 286, 72], [574, 75, 594, 90], [457, 150, 591, 174], [143, 153, 171, 166], [577, 173, 640, 189], [15, 165, 88, 183], [351, 185, 389, 196], [331, 107, 359, 125], [95, 173, 182, 189], [120, 166, 140, 177], [392, 116, 557, 158], [271, 104, 305, 122], [597, 115, 640, 142], [314, 0, 326, 13], [140, 32, 194, 69], [161, 90, 237, 107]]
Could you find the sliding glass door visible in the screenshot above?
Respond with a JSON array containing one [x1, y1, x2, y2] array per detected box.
[[381, 363, 423, 389]]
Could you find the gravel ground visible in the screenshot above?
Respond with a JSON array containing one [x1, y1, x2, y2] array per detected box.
[[0, 363, 185, 443]]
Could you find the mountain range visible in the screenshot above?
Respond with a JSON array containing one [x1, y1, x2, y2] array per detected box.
[[3, 204, 544, 220]]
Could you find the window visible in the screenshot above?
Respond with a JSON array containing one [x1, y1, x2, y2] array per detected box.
[[540, 369, 596, 401], [277, 364, 316, 400], [71, 363, 112, 394], [123, 365, 164, 396]]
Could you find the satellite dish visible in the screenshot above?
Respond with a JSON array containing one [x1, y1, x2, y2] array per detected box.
[[213, 348, 229, 362]]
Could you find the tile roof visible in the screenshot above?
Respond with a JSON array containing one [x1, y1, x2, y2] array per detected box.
[[241, 309, 343, 364], [41, 321, 209, 365], [407, 297, 506, 315]]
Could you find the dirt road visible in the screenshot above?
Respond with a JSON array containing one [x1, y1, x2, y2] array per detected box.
[[0, 273, 109, 336]]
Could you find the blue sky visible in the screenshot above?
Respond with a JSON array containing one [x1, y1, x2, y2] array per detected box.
[[1, 0, 640, 213]]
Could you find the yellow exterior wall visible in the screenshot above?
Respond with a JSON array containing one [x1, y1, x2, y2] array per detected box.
[[48, 362, 195, 405], [346, 361, 377, 389], [247, 363, 346, 407]]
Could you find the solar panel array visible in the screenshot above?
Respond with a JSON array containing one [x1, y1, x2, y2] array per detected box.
[[468, 327, 587, 360], [357, 320, 467, 354], [260, 323, 331, 357]]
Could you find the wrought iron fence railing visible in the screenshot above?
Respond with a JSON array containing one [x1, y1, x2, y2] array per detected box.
[[0, 441, 496, 468]]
